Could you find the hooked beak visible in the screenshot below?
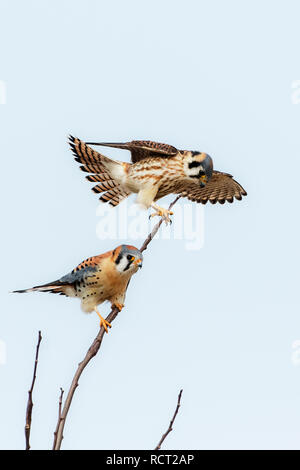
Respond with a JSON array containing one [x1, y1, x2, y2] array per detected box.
[[134, 258, 143, 269]]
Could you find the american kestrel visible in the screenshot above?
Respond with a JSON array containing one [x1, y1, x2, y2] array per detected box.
[[69, 136, 247, 223], [13, 245, 143, 332]]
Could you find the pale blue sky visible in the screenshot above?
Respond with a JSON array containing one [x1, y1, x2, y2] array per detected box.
[[1, 0, 300, 450]]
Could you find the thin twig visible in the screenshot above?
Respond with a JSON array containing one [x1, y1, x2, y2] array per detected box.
[[52, 388, 64, 450], [140, 196, 181, 253], [155, 389, 183, 450], [53, 196, 181, 450], [53, 305, 119, 450], [25, 330, 42, 450]]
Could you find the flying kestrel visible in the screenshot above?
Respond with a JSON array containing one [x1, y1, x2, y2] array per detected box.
[[13, 245, 143, 332], [69, 136, 247, 223]]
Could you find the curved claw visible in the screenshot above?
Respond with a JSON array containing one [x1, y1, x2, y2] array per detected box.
[[149, 205, 174, 225]]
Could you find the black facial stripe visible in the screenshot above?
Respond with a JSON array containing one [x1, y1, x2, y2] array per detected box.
[[188, 161, 201, 169], [191, 151, 200, 156], [115, 253, 123, 265], [124, 260, 133, 271]]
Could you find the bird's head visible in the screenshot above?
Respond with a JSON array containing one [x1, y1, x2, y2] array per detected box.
[[112, 245, 143, 274], [184, 151, 213, 187]]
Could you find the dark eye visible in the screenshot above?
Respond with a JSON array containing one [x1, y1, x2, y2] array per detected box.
[[127, 254, 134, 261]]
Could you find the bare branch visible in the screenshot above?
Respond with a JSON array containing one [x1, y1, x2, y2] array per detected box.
[[25, 330, 42, 450], [155, 389, 183, 450], [52, 388, 64, 450], [140, 196, 181, 253], [53, 196, 181, 450], [53, 305, 120, 450]]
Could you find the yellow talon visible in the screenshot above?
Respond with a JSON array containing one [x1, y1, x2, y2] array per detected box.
[[95, 308, 111, 333], [150, 209, 173, 217], [114, 303, 124, 311], [100, 317, 111, 333], [150, 204, 174, 225]]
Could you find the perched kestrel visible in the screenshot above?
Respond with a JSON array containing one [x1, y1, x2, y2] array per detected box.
[[13, 245, 143, 332], [69, 136, 247, 223]]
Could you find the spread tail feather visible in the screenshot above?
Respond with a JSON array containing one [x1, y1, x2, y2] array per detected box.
[[69, 135, 132, 207], [69, 135, 128, 182]]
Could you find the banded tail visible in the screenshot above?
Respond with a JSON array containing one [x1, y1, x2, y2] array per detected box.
[[69, 135, 132, 207], [13, 280, 70, 296]]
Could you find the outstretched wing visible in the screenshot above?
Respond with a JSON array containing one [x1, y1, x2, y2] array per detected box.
[[178, 171, 247, 204], [85, 139, 178, 163]]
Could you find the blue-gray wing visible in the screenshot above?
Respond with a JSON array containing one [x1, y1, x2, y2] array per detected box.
[[59, 265, 98, 285]]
